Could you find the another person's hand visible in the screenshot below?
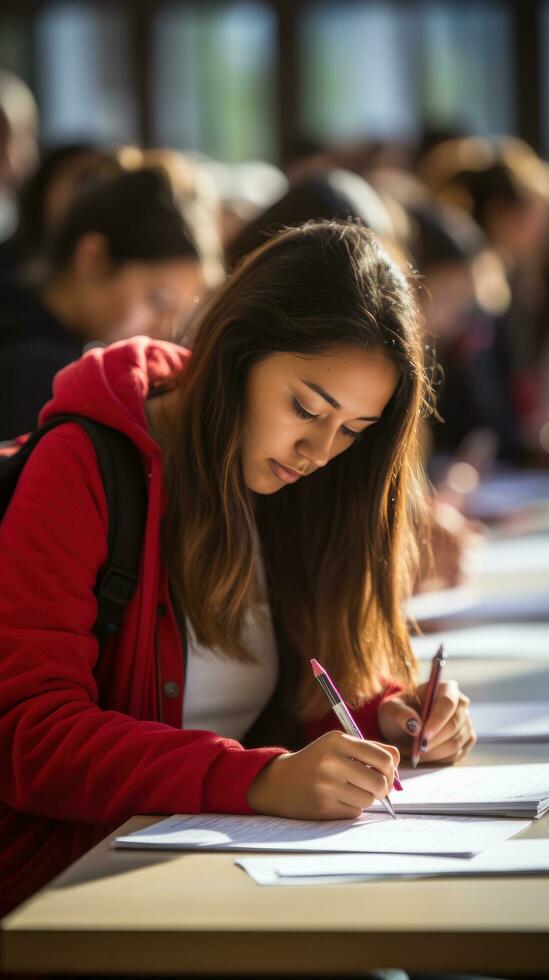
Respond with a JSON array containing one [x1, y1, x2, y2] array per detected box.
[[415, 499, 485, 592], [377, 680, 476, 764], [247, 730, 399, 820]]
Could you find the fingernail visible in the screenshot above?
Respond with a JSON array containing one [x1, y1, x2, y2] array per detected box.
[[393, 777, 404, 792], [420, 738, 428, 753], [406, 719, 419, 734]]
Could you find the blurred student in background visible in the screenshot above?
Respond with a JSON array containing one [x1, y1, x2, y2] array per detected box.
[[0, 142, 124, 282], [419, 136, 549, 459], [0, 168, 205, 439], [0, 70, 39, 259], [140, 147, 225, 295], [406, 199, 515, 458], [225, 169, 393, 272], [203, 157, 288, 249]]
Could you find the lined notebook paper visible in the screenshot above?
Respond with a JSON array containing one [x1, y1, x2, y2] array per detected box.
[[237, 839, 549, 886], [113, 812, 527, 858], [370, 763, 549, 819]]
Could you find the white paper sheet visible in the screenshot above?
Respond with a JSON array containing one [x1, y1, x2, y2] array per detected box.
[[113, 811, 528, 857], [467, 471, 549, 520], [480, 534, 549, 575], [236, 839, 549, 886], [410, 624, 549, 661], [370, 763, 549, 818], [407, 588, 549, 626], [470, 702, 549, 741], [407, 586, 480, 623]]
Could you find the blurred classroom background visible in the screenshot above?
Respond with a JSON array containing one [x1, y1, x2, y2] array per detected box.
[[2, 0, 549, 497]]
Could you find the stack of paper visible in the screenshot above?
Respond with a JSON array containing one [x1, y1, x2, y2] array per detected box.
[[407, 586, 549, 627], [370, 764, 549, 819], [480, 534, 549, 575], [467, 470, 549, 521], [470, 702, 549, 742], [407, 531, 549, 627], [410, 624, 549, 661], [237, 840, 549, 886], [113, 811, 528, 858]]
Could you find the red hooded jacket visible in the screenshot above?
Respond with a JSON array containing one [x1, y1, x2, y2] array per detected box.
[[0, 337, 398, 916]]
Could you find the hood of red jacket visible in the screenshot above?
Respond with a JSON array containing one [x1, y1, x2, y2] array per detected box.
[[40, 336, 190, 456]]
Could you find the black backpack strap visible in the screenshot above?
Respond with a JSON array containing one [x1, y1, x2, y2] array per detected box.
[[72, 419, 148, 643], [2, 413, 148, 645], [0, 417, 80, 510]]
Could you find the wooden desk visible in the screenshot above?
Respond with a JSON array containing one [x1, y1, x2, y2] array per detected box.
[[2, 737, 549, 977]]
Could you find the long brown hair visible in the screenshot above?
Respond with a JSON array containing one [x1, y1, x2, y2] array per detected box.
[[161, 221, 433, 719]]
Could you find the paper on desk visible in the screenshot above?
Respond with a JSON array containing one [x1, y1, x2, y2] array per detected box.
[[370, 763, 549, 819], [113, 811, 527, 857], [480, 534, 549, 575], [410, 624, 549, 661], [467, 471, 549, 521], [470, 702, 549, 742], [407, 586, 479, 623], [407, 587, 549, 626], [236, 839, 549, 886]]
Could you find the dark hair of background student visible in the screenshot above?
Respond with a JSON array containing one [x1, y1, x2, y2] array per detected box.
[[225, 169, 392, 272], [48, 166, 199, 274], [5, 143, 124, 275]]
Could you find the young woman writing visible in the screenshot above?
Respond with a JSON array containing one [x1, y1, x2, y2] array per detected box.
[[0, 221, 475, 914]]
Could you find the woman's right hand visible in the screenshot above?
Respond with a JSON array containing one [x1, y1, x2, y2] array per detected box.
[[247, 730, 399, 820]]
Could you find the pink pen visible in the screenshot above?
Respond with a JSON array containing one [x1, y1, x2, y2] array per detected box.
[[310, 658, 402, 820]]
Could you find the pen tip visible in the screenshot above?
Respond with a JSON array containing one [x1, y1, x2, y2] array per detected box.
[[385, 799, 397, 820]]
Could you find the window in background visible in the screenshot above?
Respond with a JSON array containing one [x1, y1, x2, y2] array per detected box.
[[35, 1, 137, 145], [420, 1, 515, 137], [153, 2, 276, 161], [299, 1, 421, 143], [299, 0, 514, 147], [0, 18, 32, 83]]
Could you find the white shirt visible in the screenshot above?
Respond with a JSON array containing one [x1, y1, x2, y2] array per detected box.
[[182, 587, 279, 741]]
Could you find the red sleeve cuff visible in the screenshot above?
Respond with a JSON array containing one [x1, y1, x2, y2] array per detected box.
[[360, 678, 403, 741], [201, 745, 287, 814]]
